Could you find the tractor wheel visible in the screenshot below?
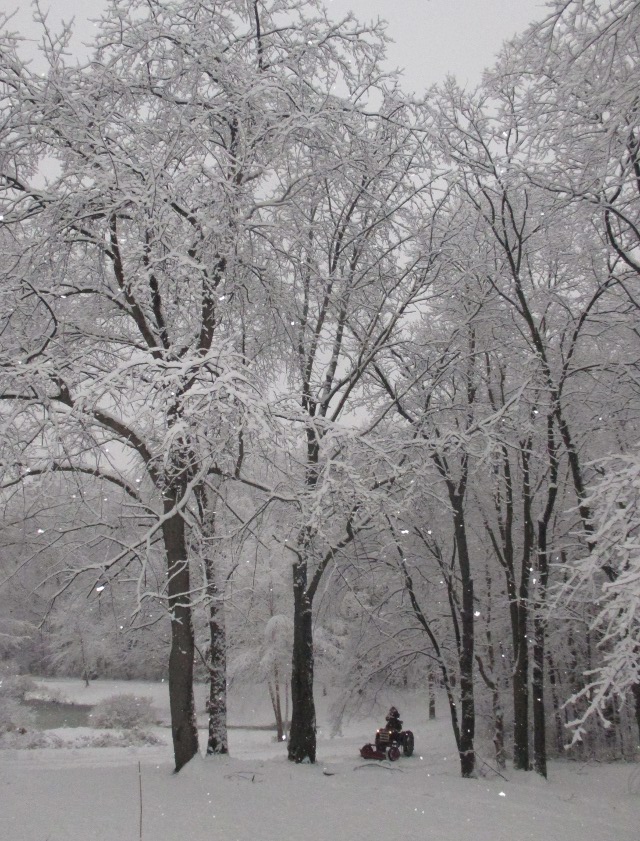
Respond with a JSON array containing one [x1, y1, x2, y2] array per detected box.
[[387, 745, 401, 761], [402, 732, 414, 757]]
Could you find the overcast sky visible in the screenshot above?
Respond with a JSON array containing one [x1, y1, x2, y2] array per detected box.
[[331, 0, 547, 90], [3, 0, 548, 90]]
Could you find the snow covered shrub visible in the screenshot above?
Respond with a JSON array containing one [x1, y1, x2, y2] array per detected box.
[[0, 730, 65, 750], [24, 685, 67, 703], [0, 675, 37, 734], [0, 674, 37, 701], [80, 727, 164, 748], [0, 618, 36, 660], [0, 696, 35, 734], [90, 694, 157, 729]]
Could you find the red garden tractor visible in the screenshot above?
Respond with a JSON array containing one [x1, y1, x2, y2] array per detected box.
[[360, 708, 415, 761]]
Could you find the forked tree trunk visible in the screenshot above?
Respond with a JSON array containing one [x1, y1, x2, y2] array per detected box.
[[288, 564, 316, 763], [433, 456, 477, 779], [486, 441, 530, 771], [163, 506, 199, 772]]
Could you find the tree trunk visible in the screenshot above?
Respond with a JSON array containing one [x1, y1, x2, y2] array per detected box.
[[163, 506, 199, 772], [206, 591, 228, 756], [268, 668, 285, 743], [532, 418, 558, 778], [514, 442, 535, 770], [78, 628, 91, 688], [547, 651, 565, 755], [495, 438, 530, 770], [512, 617, 529, 769], [532, 621, 547, 777], [288, 562, 316, 763], [480, 430, 526, 771], [479, 566, 505, 770], [532, 516, 552, 777], [433, 464, 476, 779], [632, 683, 640, 752], [428, 669, 436, 720], [285, 678, 290, 735], [453, 501, 476, 777], [194, 481, 228, 756], [494, 697, 506, 770]]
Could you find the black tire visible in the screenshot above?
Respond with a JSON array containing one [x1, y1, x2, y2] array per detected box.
[[387, 745, 401, 761], [402, 731, 414, 757]]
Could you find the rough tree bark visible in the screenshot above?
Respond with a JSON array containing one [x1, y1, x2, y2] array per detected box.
[[268, 664, 286, 743], [452, 497, 476, 778], [532, 540, 549, 777], [428, 670, 437, 720], [196, 484, 229, 757], [532, 414, 559, 778], [206, 583, 228, 756], [476, 565, 506, 770], [288, 564, 316, 763], [162, 497, 199, 772]]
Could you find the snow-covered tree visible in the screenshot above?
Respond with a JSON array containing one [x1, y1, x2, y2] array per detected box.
[[555, 449, 640, 742], [0, 0, 402, 770], [495, 0, 640, 293], [265, 89, 449, 761]]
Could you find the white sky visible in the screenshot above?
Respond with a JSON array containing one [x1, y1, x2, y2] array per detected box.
[[3, 0, 549, 89], [332, 0, 549, 90]]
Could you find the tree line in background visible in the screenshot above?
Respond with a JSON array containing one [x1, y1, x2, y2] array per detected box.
[[0, 0, 638, 777]]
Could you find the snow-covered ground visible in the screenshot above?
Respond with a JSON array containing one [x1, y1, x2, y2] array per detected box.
[[1, 678, 639, 841]]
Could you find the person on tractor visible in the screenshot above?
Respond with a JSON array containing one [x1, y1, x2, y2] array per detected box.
[[360, 705, 414, 760], [385, 706, 403, 733]]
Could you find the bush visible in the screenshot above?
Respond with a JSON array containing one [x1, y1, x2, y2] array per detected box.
[[79, 727, 164, 747], [0, 696, 35, 734], [0, 730, 64, 750], [0, 727, 164, 750], [0, 674, 38, 701], [90, 694, 157, 729]]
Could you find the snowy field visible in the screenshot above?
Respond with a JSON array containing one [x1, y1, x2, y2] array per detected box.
[[1, 679, 639, 841]]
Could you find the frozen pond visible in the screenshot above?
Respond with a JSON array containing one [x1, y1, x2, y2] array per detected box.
[[24, 699, 93, 729]]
